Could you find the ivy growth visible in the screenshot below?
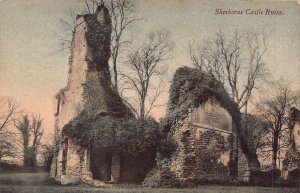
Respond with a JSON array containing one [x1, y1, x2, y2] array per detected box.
[[163, 67, 241, 132], [62, 111, 161, 156]]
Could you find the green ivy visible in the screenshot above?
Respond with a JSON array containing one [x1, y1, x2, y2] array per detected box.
[[163, 67, 241, 134], [62, 112, 161, 155]]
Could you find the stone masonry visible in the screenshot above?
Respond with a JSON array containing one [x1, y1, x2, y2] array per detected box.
[[50, 4, 130, 185], [169, 99, 248, 183], [282, 107, 300, 185], [163, 67, 250, 184]]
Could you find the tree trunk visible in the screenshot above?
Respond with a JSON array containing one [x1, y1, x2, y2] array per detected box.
[[272, 132, 279, 169], [272, 149, 278, 169], [140, 99, 145, 118], [113, 56, 118, 92], [23, 147, 30, 167]]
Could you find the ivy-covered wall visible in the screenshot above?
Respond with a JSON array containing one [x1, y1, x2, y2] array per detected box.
[[282, 147, 300, 184], [165, 67, 259, 171], [50, 4, 142, 184], [282, 108, 300, 185], [154, 67, 255, 185]]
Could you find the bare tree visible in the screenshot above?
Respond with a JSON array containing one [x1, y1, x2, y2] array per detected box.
[[14, 115, 44, 168], [58, 7, 79, 51], [122, 30, 174, 118], [256, 80, 299, 169], [59, 0, 139, 92], [0, 97, 21, 160], [0, 97, 20, 135], [0, 137, 17, 161], [30, 115, 44, 168], [14, 115, 31, 167], [107, 0, 139, 91], [241, 114, 269, 152], [188, 29, 268, 112]]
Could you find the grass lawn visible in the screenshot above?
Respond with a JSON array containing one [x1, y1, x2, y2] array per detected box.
[[0, 173, 299, 193]]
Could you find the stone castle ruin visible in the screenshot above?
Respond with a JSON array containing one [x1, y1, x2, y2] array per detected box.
[[50, 4, 259, 186], [50, 4, 156, 184], [149, 67, 252, 185]]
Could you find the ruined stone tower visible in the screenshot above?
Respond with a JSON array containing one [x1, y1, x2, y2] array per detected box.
[[50, 4, 132, 184]]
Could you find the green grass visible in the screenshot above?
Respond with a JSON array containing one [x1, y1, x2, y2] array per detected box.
[[0, 173, 299, 193]]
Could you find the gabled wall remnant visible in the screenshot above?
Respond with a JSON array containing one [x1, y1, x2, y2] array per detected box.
[[153, 67, 253, 184], [167, 99, 239, 183]]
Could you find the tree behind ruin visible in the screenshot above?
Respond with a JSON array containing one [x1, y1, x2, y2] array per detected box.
[[59, 0, 139, 92], [14, 115, 44, 169], [188, 29, 268, 112], [256, 80, 299, 169], [122, 30, 174, 118], [0, 97, 21, 161], [188, 29, 269, 171]]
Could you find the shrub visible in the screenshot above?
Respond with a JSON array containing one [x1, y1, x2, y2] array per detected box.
[[250, 169, 281, 186], [157, 134, 177, 159], [286, 168, 300, 186], [142, 167, 180, 188]]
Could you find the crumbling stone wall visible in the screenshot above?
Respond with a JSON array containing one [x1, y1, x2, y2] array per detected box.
[[169, 100, 239, 183], [50, 4, 130, 184], [293, 124, 300, 151], [52, 137, 92, 184], [282, 147, 300, 185], [64, 139, 82, 177], [50, 15, 91, 180], [194, 130, 231, 181], [156, 67, 252, 185], [282, 109, 300, 185]]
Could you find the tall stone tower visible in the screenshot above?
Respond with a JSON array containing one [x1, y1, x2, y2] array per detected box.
[[50, 4, 132, 184]]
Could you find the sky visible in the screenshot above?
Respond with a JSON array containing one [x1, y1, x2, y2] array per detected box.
[[0, 0, 299, 138]]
